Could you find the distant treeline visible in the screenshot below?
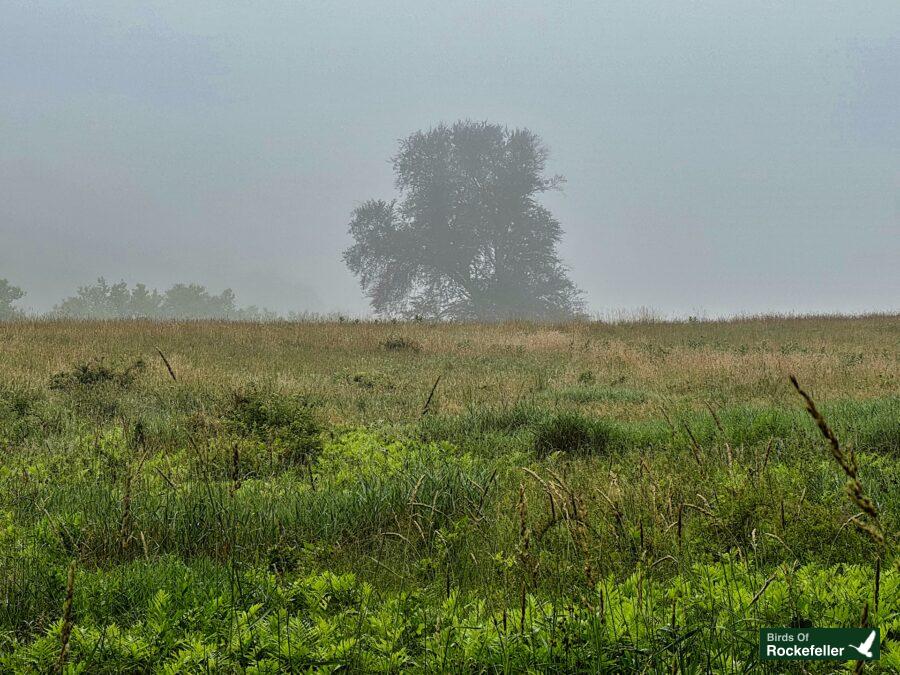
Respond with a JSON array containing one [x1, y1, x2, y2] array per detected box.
[[4, 277, 895, 323], [0, 278, 278, 321]]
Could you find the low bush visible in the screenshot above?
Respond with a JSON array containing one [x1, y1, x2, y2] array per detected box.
[[227, 385, 322, 466], [380, 335, 421, 353], [49, 358, 146, 391]]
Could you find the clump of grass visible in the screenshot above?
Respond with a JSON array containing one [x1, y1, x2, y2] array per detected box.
[[0, 385, 45, 445], [380, 335, 421, 353], [465, 403, 541, 434], [349, 372, 377, 388], [344, 371, 393, 390], [532, 411, 611, 457], [852, 397, 900, 454], [576, 370, 595, 385], [0, 384, 34, 418], [418, 401, 544, 458], [49, 358, 146, 390]]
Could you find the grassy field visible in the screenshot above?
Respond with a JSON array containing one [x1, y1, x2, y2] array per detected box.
[[0, 316, 897, 672]]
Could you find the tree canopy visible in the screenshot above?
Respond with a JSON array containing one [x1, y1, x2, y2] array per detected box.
[[343, 121, 583, 321], [0, 279, 25, 320]]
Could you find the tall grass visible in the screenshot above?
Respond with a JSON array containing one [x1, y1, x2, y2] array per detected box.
[[0, 316, 896, 671]]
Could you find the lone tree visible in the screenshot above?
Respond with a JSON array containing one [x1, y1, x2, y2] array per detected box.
[[343, 121, 583, 320], [0, 279, 25, 320]]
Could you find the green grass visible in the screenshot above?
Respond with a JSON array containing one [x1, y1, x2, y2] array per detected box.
[[0, 316, 897, 672]]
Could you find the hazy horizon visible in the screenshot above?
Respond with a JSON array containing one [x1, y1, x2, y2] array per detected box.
[[3, 2, 898, 318]]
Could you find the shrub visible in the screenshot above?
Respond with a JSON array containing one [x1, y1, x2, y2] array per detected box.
[[227, 386, 322, 466], [49, 358, 146, 391], [0, 386, 43, 446], [380, 335, 421, 353], [47, 358, 148, 422]]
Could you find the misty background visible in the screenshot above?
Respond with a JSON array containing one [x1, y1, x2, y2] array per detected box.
[[2, 1, 898, 318]]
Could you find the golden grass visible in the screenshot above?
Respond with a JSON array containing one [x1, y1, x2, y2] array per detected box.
[[0, 315, 896, 425]]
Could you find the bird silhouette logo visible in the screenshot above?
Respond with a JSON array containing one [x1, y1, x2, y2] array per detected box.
[[849, 630, 877, 659]]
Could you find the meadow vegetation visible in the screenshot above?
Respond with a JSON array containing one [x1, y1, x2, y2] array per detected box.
[[0, 316, 896, 672]]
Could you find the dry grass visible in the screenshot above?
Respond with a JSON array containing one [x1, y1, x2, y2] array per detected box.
[[1, 315, 895, 425]]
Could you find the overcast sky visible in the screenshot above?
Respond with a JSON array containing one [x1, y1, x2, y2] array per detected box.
[[2, 1, 898, 317]]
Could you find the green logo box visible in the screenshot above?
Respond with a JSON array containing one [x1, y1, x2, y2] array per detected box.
[[760, 628, 880, 661]]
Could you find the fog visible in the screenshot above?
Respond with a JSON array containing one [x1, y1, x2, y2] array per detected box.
[[2, 1, 898, 318]]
